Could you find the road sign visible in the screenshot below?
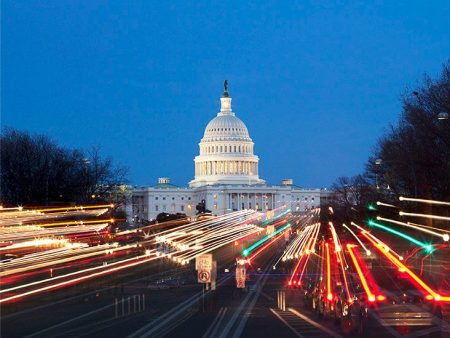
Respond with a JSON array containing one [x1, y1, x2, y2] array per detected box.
[[198, 270, 211, 283], [195, 254, 212, 271]]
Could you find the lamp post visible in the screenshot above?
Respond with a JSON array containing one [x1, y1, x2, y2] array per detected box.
[[437, 112, 449, 120], [375, 159, 382, 190]]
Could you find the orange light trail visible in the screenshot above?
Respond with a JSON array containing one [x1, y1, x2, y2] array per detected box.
[[34, 204, 114, 213], [337, 250, 352, 303], [325, 243, 332, 300], [33, 219, 114, 227], [346, 244, 376, 302], [289, 254, 305, 286], [360, 232, 450, 302], [297, 252, 311, 285]]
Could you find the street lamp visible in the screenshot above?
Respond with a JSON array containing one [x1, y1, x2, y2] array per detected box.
[[375, 159, 382, 189], [438, 111, 449, 120]]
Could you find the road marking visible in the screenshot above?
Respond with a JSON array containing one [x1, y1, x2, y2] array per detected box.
[[369, 310, 402, 338], [218, 256, 277, 338], [128, 274, 232, 338], [209, 307, 228, 338], [231, 256, 278, 338], [203, 307, 226, 338], [287, 307, 343, 338], [270, 308, 305, 338], [24, 303, 113, 338], [203, 307, 228, 338]]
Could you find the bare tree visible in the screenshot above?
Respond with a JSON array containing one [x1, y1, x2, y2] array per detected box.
[[367, 61, 450, 200], [0, 128, 128, 205]]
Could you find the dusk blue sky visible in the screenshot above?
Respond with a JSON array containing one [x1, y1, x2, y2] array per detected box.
[[2, 1, 449, 188]]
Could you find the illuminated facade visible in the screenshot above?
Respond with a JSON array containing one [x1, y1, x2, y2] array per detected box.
[[129, 83, 329, 222]]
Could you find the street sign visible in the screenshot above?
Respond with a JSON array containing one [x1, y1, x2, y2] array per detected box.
[[198, 269, 211, 283], [195, 254, 212, 271]]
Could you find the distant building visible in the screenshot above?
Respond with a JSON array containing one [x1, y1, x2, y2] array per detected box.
[[129, 83, 331, 222]]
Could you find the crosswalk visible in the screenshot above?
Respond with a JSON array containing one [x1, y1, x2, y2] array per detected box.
[[270, 307, 342, 338]]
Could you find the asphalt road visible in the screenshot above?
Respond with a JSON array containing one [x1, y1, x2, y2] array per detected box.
[[2, 238, 449, 338]]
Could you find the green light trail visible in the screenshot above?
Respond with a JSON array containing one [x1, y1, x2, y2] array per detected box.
[[262, 209, 291, 226], [367, 219, 432, 252], [242, 223, 291, 257]]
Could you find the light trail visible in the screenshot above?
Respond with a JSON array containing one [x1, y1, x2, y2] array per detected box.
[[352, 223, 404, 261], [377, 216, 449, 241], [399, 196, 450, 206], [361, 232, 450, 302], [0, 238, 85, 253], [329, 222, 341, 252], [399, 211, 450, 221], [32, 219, 114, 228], [0, 253, 158, 304], [0, 243, 135, 277], [242, 223, 291, 257], [376, 201, 399, 208], [261, 208, 291, 226], [407, 221, 450, 234], [247, 230, 287, 262], [346, 244, 376, 302], [367, 219, 432, 251], [33, 204, 114, 213], [325, 243, 332, 301], [336, 249, 352, 303], [343, 223, 371, 255], [0, 249, 156, 294]]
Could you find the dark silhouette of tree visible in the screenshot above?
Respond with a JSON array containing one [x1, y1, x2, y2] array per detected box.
[[1, 128, 128, 205], [366, 61, 450, 200]]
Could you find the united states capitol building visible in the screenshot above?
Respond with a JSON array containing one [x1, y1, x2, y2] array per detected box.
[[129, 82, 331, 222]]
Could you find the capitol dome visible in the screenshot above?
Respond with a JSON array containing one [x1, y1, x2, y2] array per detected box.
[[189, 81, 265, 188]]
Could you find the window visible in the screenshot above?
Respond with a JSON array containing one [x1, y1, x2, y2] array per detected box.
[[163, 205, 166, 211], [163, 197, 166, 200], [249, 202, 252, 209], [155, 205, 159, 211], [188, 197, 191, 200], [172, 197, 175, 200], [181, 205, 184, 211], [155, 197, 159, 200], [242, 202, 245, 209], [181, 197, 184, 200]]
